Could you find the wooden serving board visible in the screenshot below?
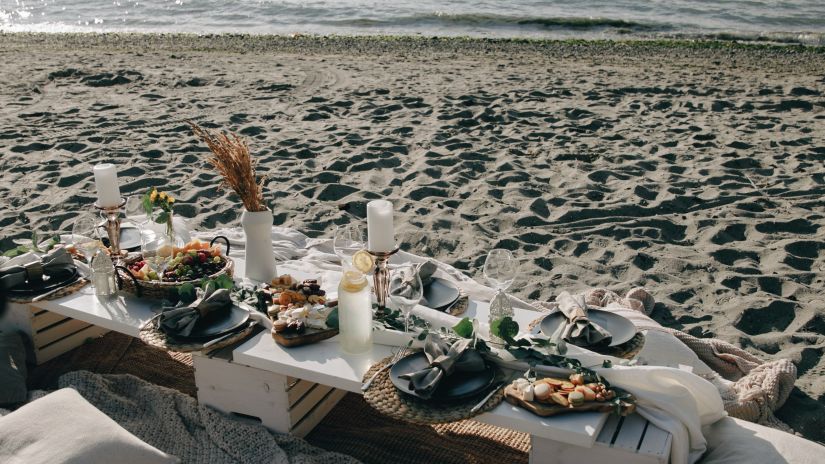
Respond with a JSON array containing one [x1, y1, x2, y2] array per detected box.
[[503, 384, 636, 417], [272, 327, 339, 347]]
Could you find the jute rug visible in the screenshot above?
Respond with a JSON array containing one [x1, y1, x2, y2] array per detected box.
[[29, 333, 529, 464]]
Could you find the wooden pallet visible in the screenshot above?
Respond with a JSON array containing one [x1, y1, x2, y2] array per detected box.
[[193, 352, 346, 437], [2, 303, 109, 364], [531, 413, 671, 464]]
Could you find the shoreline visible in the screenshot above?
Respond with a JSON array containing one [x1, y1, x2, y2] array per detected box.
[[2, 31, 825, 55]]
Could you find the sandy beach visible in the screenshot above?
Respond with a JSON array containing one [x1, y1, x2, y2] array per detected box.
[[1, 34, 824, 442]]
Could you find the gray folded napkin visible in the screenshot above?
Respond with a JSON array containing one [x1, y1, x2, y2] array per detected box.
[[399, 333, 486, 400], [159, 286, 232, 337], [555, 291, 612, 347], [389, 261, 436, 305], [0, 248, 75, 290]]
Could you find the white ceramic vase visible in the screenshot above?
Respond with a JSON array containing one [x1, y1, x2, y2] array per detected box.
[[241, 209, 277, 283]]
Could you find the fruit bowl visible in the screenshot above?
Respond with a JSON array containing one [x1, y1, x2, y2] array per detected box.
[[115, 236, 233, 301]]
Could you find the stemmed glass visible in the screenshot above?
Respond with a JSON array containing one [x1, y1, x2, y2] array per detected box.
[[388, 264, 423, 333], [71, 211, 103, 263], [483, 249, 518, 343], [333, 224, 365, 267], [125, 195, 149, 226]]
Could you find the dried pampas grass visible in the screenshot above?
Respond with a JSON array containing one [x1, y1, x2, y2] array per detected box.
[[190, 122, 267, 212]]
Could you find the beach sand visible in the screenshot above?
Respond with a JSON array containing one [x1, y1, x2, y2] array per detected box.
[[1, 34, 824, 443]]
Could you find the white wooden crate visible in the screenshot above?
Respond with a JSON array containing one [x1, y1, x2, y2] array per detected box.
[[531, 413, 671, 464], [2, 302, 108, 364], [193, 353, 346, 437]]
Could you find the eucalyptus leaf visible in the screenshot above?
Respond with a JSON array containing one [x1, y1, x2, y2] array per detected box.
[[178, 283, 196, 303], [326, 307, 339, 330], [31, 231, 41, 252], [212, 273, 234, 290], [602, 359, 613, 368], [452, 317, 474, 338], [142, 192, 153, 216], [493, 316, 520, 345], [556, 339, 568, 355], [490, 318, 502, 338], [154, 211, 170, 225], [3, 245, 29, 258], [531, 338, 551, 348], [43, 236, 60, 252]]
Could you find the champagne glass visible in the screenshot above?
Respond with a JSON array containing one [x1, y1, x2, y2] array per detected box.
[[333, 224, 365, 267], [483, 249, 518, 343], [71, 211, 103, 262], [388, 264, 423, 333]]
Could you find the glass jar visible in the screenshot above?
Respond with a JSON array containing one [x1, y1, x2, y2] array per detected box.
[[91, 251, 117, 299], [488, 290, 514, 345], [338, 268, 373, 354]]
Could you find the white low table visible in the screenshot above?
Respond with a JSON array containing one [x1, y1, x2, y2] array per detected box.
[[232, 299, 608, 448], [5, 257, 671, 464]]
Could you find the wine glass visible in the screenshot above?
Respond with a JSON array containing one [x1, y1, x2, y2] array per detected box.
[[483, 249, 517, 292], [70, 211, 103, 262], [124, 195, 149, 226], [333, 224, 365, 267], [484, 249, 518, 343], [388, 264, 423, 333]]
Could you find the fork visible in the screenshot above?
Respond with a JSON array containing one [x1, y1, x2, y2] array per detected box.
[[361, 345, 410, 391]]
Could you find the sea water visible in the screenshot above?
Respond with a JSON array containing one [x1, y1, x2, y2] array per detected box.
[[2, 0, 825, 45]]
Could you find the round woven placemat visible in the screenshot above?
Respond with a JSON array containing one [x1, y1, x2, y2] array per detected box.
[[138, 315, 257, 354], [362, 355, 505, 425], [527, 314, 645, 360], [9, 277, 89, 304]]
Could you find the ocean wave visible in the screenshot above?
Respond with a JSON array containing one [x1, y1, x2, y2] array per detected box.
[[317, 13, 663, 32], [661, 30, 825, 46]]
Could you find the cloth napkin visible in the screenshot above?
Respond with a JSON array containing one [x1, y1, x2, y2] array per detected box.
[[159, 286, 232, 337], [389, 261, 437, 306], [554, 291, 612, 347], [0, 248, 75, 290], [399, 333, 486, 400]]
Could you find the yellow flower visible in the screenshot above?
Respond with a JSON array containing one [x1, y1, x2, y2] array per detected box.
[[168, 196, 175, 204], [150, 190, 158, 202], [159, 192, 167, 201]]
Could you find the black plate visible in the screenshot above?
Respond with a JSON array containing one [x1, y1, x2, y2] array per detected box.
[[539, 308, 637, 347], [423, 277, 460, 310], [390, 351, 496, 401], [168, 305, 250, 341], [98, 225, 144, 251], [6, 266, 79, 297]]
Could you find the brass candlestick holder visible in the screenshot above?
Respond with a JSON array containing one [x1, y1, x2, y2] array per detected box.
[[94, 198, 127, 261], [369, 247, 400, 310]]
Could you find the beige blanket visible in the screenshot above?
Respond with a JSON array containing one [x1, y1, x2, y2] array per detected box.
[[44, 371, 359, 464]]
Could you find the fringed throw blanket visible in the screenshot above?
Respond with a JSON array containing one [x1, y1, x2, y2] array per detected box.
[[52, 371, 360, 464]]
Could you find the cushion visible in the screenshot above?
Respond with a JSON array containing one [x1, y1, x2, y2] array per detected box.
[[0, 388, 179, 464], [0, 331, 27, 406], [701, 416, 825, 464]]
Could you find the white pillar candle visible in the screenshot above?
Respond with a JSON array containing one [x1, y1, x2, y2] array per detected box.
[[366, 199, 395, 253], [93, 163, 121, 208]]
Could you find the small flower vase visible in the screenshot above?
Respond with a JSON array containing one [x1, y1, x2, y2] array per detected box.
[[241, 208, 277, 283], [165, 213, 175, 244]]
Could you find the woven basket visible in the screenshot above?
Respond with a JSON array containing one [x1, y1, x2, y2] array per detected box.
[[115, 236, 233, 301]]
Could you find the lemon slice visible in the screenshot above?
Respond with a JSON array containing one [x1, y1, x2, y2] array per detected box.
[[352, 249, 374, 273]]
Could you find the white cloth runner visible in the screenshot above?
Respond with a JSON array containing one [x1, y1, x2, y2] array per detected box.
[[193, 225, 723, 464]]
